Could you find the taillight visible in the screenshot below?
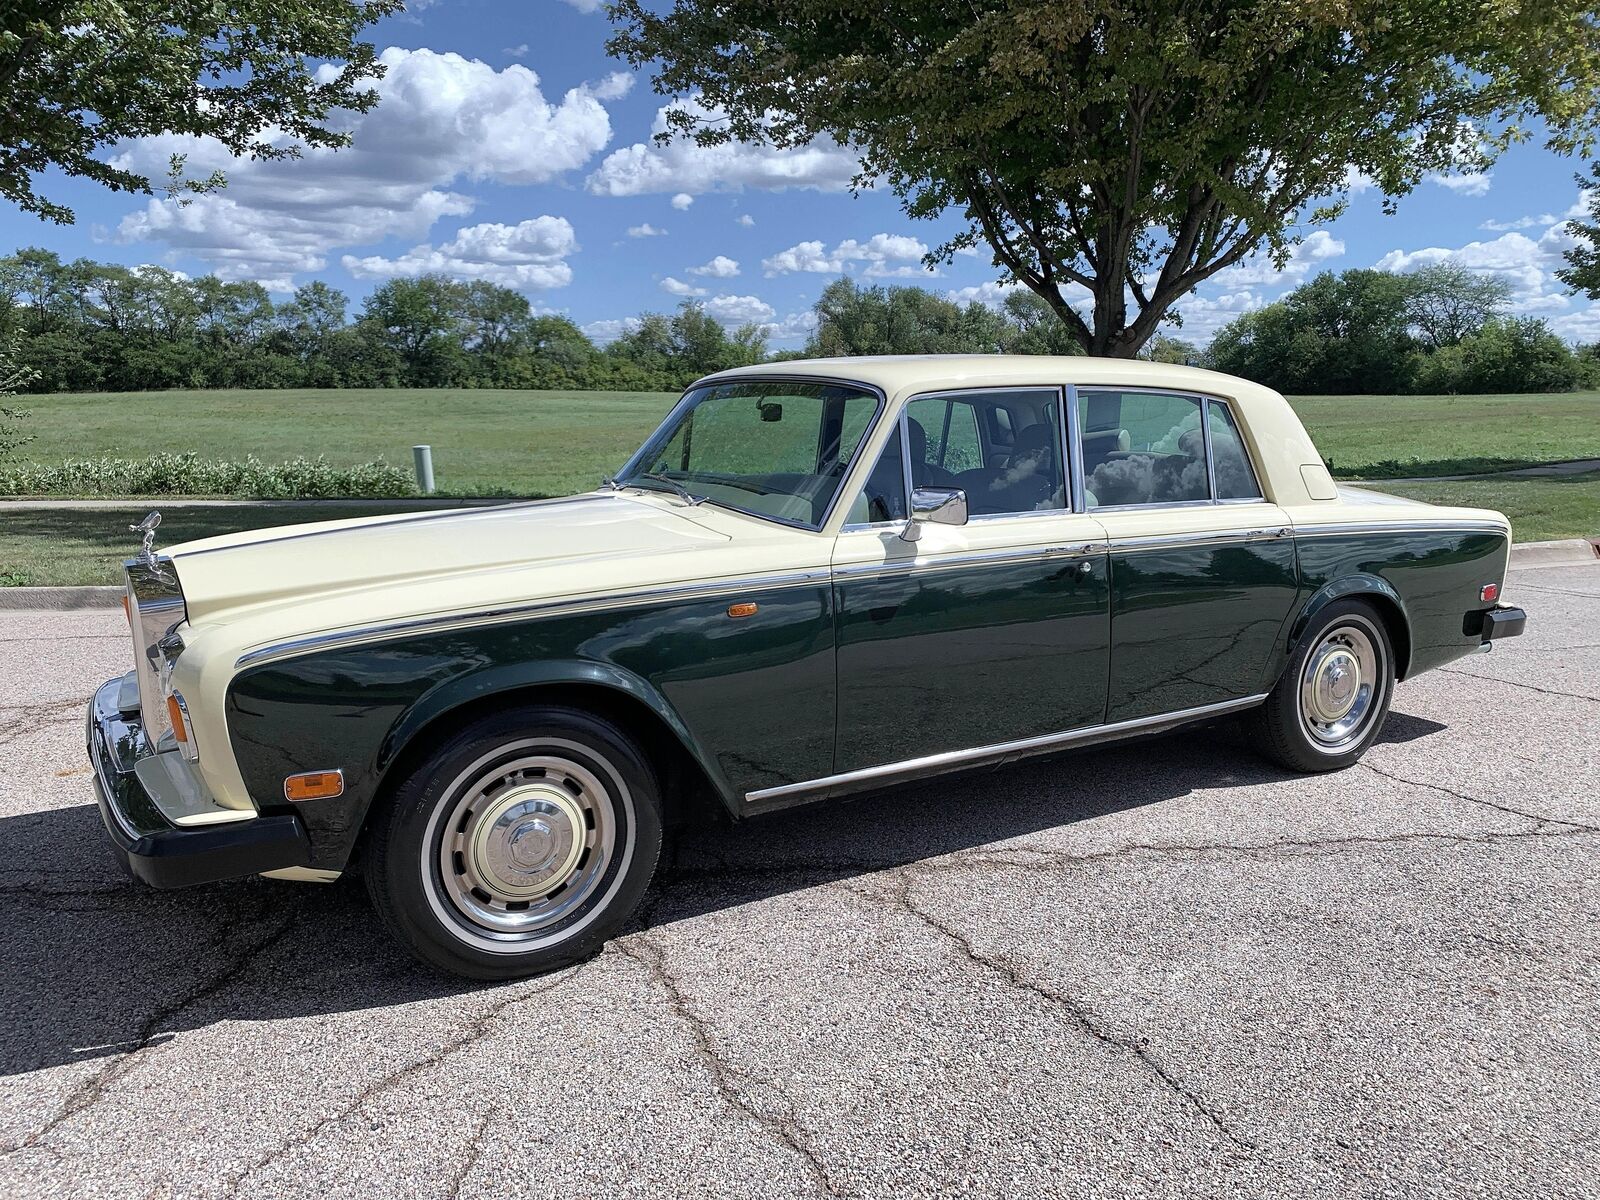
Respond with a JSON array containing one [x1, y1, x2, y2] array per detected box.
[[1480, 583, 1500, 603]]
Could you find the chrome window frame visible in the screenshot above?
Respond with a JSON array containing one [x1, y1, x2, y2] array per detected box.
[[1074, 387, 1268, 513], [616, 373, 888, 534], [843, 384, 1076, 530]]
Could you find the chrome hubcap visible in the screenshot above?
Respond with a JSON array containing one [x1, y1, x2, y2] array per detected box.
[[431, 750, 618, 941], [1299, 622, 1383, 751]]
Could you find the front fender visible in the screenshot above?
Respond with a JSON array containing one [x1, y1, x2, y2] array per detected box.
[[378, 657, 736, 805]]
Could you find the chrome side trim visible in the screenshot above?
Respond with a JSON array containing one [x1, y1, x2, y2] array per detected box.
[[235, 568, 833, 670], [1110, 526, 1291, 554], [744, 693, 1269, 812], [833, 541, 1108, 582], [1292, 520, 1509, 538]]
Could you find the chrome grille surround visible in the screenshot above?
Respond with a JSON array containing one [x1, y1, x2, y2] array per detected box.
[[125, 556, 187, 751]]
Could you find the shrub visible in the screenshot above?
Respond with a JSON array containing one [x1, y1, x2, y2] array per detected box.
[[0, 452, 416, 499]]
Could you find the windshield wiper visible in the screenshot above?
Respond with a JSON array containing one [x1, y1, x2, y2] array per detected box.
[[624, 471, 707, 506]]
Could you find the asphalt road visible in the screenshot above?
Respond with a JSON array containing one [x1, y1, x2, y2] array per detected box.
[[1, 562, 1596, 1199]]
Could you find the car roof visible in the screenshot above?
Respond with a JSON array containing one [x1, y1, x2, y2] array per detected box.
[[694, 354, 1283, 403]]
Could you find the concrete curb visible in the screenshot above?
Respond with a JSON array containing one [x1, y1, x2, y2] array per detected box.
[[1508, 538, 1600, 568], [6, 537, 1595, 612], [0, 585, 122, 611]]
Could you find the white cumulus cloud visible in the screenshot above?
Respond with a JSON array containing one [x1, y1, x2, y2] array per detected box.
[[627, 223, 667, 238], [660, 276, 707, 297], [763, 233, 931, 278], [1212, 230, 1346, 288], [702, 294, 775, 325], [1374, 227, 1575, 314], [587, 98, 858, 197], [113, 48, 622, 288], [688, 255, 740, 278], [341, 216, 577, 290], [736, 214, 756, 227], [671, 193, 694, 210]]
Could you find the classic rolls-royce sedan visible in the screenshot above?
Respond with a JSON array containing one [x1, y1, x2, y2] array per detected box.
[[89, 356, 1527, 978]]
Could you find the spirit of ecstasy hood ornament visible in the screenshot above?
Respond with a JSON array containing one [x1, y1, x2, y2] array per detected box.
[[130, 511, 162, 567]]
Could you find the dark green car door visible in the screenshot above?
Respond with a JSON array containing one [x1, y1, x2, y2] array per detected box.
[[1080, 388, 1300, 722], [830, 388, 1112, 774]]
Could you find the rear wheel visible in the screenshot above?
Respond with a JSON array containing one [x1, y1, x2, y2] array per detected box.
[[366, 705, 662, 980], [1247, 601, 1395, 773]]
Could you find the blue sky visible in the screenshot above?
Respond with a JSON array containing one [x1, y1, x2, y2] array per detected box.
[[3, 0, 1596, 348]]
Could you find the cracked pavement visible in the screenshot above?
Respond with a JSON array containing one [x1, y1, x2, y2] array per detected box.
[[0, 563, 1596, 1199]]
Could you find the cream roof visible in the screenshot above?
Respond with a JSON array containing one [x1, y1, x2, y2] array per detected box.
[[696, 354, 1284, 406]]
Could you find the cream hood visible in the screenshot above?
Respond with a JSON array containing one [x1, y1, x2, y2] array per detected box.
[[166, 493, 815, 638]]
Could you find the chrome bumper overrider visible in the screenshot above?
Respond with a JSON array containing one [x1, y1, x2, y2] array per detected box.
[[87, 675, 312, 889]]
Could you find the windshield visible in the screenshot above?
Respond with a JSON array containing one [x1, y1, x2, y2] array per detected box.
[[617, 379, 881, 528]]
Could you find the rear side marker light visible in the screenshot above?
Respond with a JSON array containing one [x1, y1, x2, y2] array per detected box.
[[285, 771, 345, 802], [1481, 583, 1500, 603]]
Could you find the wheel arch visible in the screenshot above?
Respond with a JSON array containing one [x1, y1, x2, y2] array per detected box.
[[357, 661, 738, 861], [1287, 574, 1413, 681]]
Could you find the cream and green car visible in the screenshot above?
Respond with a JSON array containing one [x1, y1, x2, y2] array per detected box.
[[90, 356, 1526, 978]]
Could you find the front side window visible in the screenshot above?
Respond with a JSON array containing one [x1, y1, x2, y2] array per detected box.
[[1079, 390, 1210, 508], [905, 390, 1065, 516], [620, 380, 879, 527]]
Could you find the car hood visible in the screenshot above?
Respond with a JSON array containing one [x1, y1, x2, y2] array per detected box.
[[168, 492, 773, 633]]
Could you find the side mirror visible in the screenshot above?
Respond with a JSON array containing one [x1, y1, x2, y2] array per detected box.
[[900, 486, 968, 542]]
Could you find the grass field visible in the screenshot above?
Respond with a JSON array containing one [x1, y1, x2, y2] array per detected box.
[[11, 387, 681, 499], [0, 503, 434, 587], [3, 386, 1597, 586], [11, 387, 1598, 493], [1285, 391, 1600, 478]]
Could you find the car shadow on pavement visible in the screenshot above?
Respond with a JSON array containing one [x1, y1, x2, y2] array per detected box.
[[1, 711, 1448, 1079]]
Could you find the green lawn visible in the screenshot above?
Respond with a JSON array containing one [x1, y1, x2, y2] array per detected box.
[[3, 386, 1597, 587], [12, 387, 680, 499], [11, 387, 1597, 494], [0, 503, 438, 587], [1364, 472, 1600, 545], [1285, 391, 1600, 479]]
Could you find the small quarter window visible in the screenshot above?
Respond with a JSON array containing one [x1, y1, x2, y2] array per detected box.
[[1207, 401, 1263, 501], [847, 428, 909, 524]]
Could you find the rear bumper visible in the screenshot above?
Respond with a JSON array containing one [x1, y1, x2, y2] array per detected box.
[[1467, 603, 1527, 644], [87, 676, 311, 889]]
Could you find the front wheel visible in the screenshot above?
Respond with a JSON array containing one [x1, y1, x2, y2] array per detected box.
[[1247, 601, 1395, 773], [365, 705, 663, 980]]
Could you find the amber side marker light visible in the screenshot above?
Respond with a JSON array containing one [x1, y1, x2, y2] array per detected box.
[[284, 770, 345, 802], [727, 601, 759, 619], [166, 695, 189, 742]]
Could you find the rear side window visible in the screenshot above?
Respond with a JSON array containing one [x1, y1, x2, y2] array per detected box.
[[1079, 391, 1208, 507]]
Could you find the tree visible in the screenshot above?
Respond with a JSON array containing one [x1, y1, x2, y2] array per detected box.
[[1, 0, 400, 224], [1205, 270, 1420, 393], [995, 291, 1082, 356], [0, 330, 36, 459], [611, 1, 1600, 356], [1140, 335, 1200, 366], [809, 277, 1006, 356], [1557, 162, 1600, 297], [1406, 262, 1511, 349]]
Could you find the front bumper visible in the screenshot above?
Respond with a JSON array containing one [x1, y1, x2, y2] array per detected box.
[[1467, 603, 1528, 645], [87, 676, 311, 889]]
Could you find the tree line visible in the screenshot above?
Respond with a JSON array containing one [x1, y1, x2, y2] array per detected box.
[[2, 247, 1596, 396], [1204, 263, 1599, 394]]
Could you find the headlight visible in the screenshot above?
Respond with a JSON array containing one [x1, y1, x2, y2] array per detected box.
[[125, 556, 189, 754]]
